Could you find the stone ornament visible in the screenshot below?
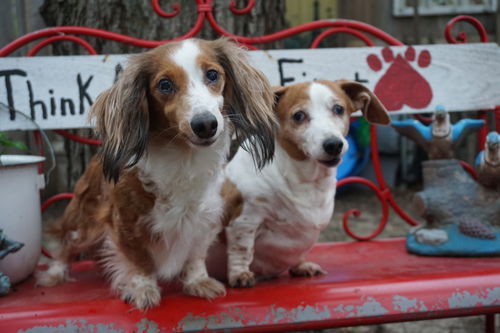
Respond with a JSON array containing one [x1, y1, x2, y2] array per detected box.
[[392, 110, 500, 256]]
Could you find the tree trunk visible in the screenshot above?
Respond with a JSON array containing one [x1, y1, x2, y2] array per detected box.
[[39, 0, 286, 190]]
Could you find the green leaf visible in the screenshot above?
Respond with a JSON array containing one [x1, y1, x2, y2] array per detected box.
[[10, 141, 28, 151], [0, 132, 28, 151]]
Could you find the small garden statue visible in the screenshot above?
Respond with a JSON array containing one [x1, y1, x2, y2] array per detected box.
[[0, 229, 24, 296], [476, 131, 500, 191], [392, 109, 500, 256], [391, 106, 485, 159]]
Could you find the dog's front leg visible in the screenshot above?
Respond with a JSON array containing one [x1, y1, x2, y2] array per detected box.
[[103, 236, 161, 311], [225, 214, 260, 288], [181, 226, 226, 299]]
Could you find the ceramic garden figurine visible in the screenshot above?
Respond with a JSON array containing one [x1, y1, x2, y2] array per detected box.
[[476, 131, 500, 191], [0, 229, 24, 296], [391, 106, 484, 159], [392, 109, 500, 256]]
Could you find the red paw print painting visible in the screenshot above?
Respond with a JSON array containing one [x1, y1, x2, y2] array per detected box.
[[367, 46, 433, 111]]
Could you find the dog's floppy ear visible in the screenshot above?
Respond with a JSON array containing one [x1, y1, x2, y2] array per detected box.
[[212, 38, 278, 169], [273, 86, 287, 107], [90, 54, 150, 182], [338, 80, 391, 125]]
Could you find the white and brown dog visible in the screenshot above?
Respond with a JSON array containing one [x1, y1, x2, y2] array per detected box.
[[215, 80, 390, 287], [37, 38, 276, 310]]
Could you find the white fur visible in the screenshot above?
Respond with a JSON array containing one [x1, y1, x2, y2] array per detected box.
[[140, 134, 228, 281], [100, 130, 230, 304], [36, 260, 70, 287], [299, 83, 349, 161], [119, 274, 161, 310], [225, 142, 336, 278], [171, 40, 224, 138], [221, 82, 353, 283]]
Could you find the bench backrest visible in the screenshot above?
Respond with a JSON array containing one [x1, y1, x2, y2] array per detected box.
[[1, 43, 500, 131]]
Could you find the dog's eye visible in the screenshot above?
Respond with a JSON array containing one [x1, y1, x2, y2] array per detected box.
[[292, 111, 307, 123], [206, 70, 219, 83], [158, 79, 174, 94], [332, 104, 344, 116]]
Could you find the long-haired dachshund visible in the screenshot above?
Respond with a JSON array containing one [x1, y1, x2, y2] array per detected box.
[[37, 38, 276, 310]]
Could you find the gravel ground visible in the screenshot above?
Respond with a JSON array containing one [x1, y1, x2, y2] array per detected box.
[[41, 186, 499, 333]]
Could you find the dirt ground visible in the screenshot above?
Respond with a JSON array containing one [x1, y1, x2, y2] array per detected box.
[[41, 186, 498, 333]]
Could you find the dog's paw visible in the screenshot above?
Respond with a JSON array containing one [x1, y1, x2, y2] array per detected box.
[[120, 275, 161, 311], [229, 271, 256, 288], [184, 277, 226, 299], [289, 261, 326, 277], [36, 261, 70, 286]]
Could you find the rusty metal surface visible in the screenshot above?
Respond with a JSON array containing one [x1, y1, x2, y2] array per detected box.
[[2, 239, 499, 332]]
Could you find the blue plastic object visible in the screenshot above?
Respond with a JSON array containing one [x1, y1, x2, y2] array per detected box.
[[337, 135, 359, 180]]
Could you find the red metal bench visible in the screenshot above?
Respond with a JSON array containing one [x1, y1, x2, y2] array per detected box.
[[0, 1, 499, 332], [2, 239, 500, 332]]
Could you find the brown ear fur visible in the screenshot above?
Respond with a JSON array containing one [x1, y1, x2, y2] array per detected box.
[[273, 86, 287, 106], [338, 80, 391, 125], [89, 54, 150, 182], [211, 38, 278, 169]]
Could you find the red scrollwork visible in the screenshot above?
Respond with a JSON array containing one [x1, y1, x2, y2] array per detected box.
[[41, 193, 74, 213], [337, 177, 389, 241], [0, 3, 404, 56], [53, 130, 101, 146], [369, 125, 421, 227], [311, 27, 375, 48], [27, 35, 97, 56], [496, 106, 500, 132], [445, 15, 489, 44], [229, 0, 255, 15], [151, 0, 181, 18], [0, 3, 491, 241], [205, 17, 404, 46]]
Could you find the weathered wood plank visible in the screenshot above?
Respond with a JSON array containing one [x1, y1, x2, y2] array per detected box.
[[1, 43, 499, 130]]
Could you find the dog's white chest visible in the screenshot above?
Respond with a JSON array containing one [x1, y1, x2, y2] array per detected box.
[[251, 184, 335, 276], [140, 140, 227, 280], [226, 144, 337, 277]]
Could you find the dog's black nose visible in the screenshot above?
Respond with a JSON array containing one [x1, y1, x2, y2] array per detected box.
[[323, 137, 343, 156], [190, 112, 218, 139]]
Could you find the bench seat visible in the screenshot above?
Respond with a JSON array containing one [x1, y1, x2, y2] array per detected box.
[[1, 238, 499, 332]]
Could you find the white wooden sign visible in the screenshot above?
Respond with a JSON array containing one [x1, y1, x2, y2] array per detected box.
[[1, 43, 500, 131]]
